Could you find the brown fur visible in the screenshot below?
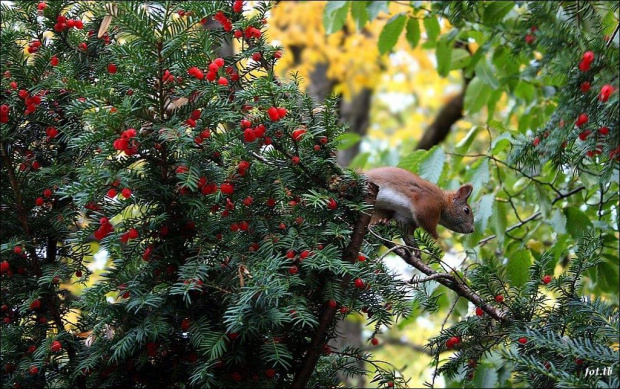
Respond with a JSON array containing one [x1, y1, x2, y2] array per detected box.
[[365, 167, 474, 239]]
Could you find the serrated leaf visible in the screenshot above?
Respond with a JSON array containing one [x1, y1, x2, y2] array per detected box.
[[366, 1, 388, 20], [378, 13, 407, 55], [464, 77, 491, 114], [350, 1, 368, 30], [506, 250, 531, 287], [423, 17, 440, 42], [472, 365, 499, 389], [564, 207, 593, 240], [465, 158, 489, 200], [475, 194, 494, 232], [334, 133, 361, 150], [436, 37, 453, 77], [450, 48, 471, 70], [418, 146, 445, 184], [455, 126, 480, 154], [323, 1, 350, 35], [482, 1, 515, 25], [475, 58, 499, 89], [397, 149, 427, 172], [405, 17, 420, 48], [491, 200, 508, 244]]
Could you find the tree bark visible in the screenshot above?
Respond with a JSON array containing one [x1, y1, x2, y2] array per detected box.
[[338, 88, 372, 166]]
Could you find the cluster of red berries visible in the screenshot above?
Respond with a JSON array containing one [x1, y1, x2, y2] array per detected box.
[[186, 109, 201, 127], [446, 336, 461, 349], [267, 106, 287, 122], [53, 15, 84, 32], [232, 0, 244, 13], [162, 69, 176, 83], [525, 26, 537, 44], [194, 128, 212, 145], [214, 11, 233, 32], [241, 121, 267, 143], [27, 40, 42, 54], [120, 228, 139, 243], [94, 217, 114, 241], [35, 188, 54, 207], [112, 128, 139, 155], [19, 89, 42, 115]]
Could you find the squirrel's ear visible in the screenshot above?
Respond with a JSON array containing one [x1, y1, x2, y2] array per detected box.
[[455, 184, 473, 200]]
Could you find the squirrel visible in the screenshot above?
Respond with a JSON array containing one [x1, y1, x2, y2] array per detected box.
[[365, 167, 474, 239]]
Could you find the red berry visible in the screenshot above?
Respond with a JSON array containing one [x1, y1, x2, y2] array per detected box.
[[46, 127, 59, 138], [582, 51, 595, 63], [339, 306, 349, 314], [0, 261, 9, 273], [30, 299, 41, 310], [532, 137, 540, 146], [121, 188, 132, 199], [578, 130, 591, 141], [599, 84, 614, 102], [107, 63, 117, 74], [13, 246, 22, 254], [525, 34, 534, 44], [31, 161, 40, 170], [214, 58, 225, 67], [495, 295, 504, 303], [38, 2, 47, 10], [387, 382, 394, 388], [292, 128, 306, 141], [371, 337, 379, 346], [200, 129, 211, 139], [78, 42, 87, 51], [240, 119, 252, 128], [358, 254, 366, 262], [291, 156, 300, 164], [220, 183, 234, 195], [251, 52, 262, 61], [286, 250, 295, 259], [578, 60, 590, 72], [267, 106, 279, 121], [580, 81, 590, 93], [277, 107, 287, 119], [181, 318, 191, 331], [29, 366, 39, 375], [598, 127, 609, 135], [234, 30, 243, 38], [243, 128, 256, 142], [518, 337, 527, 344], [35, 197, 44, 206], [575, 113, 588, 127], [50, 340, 62, 352], [217, 77, 228, 86], [107, 189, 117, 198], [354, 278, 365, 289], [50, 56, 59, 66], [289, 266, 298, 275], [327, 198, 337, 210], [542, 275, 552, 284], [475, 307, 484, 316], [265, 368, 276, 378], [328, 299, 337, 309]]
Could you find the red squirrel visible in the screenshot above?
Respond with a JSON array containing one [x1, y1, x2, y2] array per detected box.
[[365, 167, 474, 239]]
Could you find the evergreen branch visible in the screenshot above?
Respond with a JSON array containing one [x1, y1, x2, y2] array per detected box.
[[290, 182, 378, 389], [478, 186, 585, 246]]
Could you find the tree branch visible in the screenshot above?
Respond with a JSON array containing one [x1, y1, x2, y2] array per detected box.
[[291, 182, 378, 388]]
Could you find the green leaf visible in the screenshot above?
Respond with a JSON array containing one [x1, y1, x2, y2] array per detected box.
[[471, 365, 499, 389], [397, 149, 427, 172], [475, 194, 494, 232], [534, 183, 552, 219], [564, 207, 593, 240], [348, 151, 370, 169], [366, 1, 388, 21], [323, 1, 350, 35], [475, 58, 499, 89], [350, 1, 369, 31], [464, 77, 491, 114], [506, 250, 532, 287], [514, 81, 536, 103], [549, 208, 567, 235], [486, 88, 504, 121], [482, 2, 515, 25], [423, 17, 440, 42], [491, 200, 508, 244], [455, 125, 480, 154], [491, 132, 513, 154], [405, 17, 420, 49], [334, 133, 361, 150], [378, 13, 407, 55], [418, 146, 445, 184], [450, 48, 471, 70], [436, 37, 453, 77], [464, 158, 489, 200]]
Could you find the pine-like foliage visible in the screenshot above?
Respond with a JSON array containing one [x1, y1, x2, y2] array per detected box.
[[2, 1, 411, 388]]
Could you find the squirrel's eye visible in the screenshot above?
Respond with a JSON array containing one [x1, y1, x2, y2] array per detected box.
[[463, 207, 470, 214]]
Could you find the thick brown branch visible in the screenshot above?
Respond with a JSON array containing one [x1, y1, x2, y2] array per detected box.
[[383, 240, 507, 323], [291, 183, 378, 388]]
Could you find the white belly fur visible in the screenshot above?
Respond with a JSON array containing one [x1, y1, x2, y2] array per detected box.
[[376, 187, 417, 225]]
